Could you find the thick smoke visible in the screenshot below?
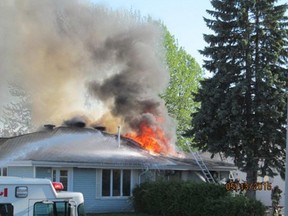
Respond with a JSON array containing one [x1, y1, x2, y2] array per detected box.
[[88, 27, 169, 131], [0, 0, 176, 148]]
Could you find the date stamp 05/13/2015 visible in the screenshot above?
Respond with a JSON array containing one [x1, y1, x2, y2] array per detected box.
[[225, 182, 272, 191]]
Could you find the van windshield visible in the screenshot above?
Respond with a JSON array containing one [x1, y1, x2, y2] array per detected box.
[[0, 203, 13, 216], [34, 201, 70, 216]]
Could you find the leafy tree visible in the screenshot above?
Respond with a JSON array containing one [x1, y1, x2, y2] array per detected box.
[[0, 83, 34, 136], [187, 0, 288, 199], [161, 26, 203, 151]]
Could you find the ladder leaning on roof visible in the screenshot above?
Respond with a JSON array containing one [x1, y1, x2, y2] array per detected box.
[[190, 150, 216, 184]]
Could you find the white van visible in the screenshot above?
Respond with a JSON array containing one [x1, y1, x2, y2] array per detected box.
[[0, 176, 86, 216]]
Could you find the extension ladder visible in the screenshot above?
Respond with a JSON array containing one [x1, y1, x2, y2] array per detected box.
[[190, 150, 216, 183]]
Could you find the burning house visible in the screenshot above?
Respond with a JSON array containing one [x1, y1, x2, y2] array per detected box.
[[0, 124, 236, 213], [0, 1, 236, 213]]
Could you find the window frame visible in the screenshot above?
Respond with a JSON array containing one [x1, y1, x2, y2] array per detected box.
[[101, 169, 132, 198], [0, 167, 8, 176], [51, 168, 72, 191]]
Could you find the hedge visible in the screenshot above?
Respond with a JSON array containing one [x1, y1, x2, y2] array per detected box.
[[132, 181, 266, 216]]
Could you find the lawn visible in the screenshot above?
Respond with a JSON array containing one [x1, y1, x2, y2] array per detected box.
[[87, 213, 151, 216]]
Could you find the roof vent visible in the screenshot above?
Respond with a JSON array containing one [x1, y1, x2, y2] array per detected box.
[[63, 116, 87, 128], [93, 126, 106, 131], [43, 124, 56, 130]]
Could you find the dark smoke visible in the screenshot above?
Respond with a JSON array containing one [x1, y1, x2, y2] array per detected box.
[[87, 26, 172, 134], [0, 0, 177, 148], [63, 116, 87, 128]]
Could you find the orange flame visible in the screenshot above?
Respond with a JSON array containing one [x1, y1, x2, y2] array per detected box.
[[125, 121, 172, 155]]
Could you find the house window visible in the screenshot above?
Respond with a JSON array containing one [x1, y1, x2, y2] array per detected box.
[[101, 169, 131, 197], [60, 170, 68, 191], [52, 169, 70, 191], [102, 170, 110, 196], [0, 167, 8, 176]]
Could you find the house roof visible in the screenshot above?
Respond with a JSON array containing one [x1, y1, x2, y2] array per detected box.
[[0, 138, 9, 145], [0, 126, 236, 171]]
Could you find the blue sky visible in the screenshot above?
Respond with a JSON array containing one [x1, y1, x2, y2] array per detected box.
[[90, 0, 213, 67], [90, 0, 287, 68]]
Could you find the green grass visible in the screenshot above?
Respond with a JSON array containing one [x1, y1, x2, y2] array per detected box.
[[87, 213, 151, 216]]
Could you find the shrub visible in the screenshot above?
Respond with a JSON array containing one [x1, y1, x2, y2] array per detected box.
[[132, 181, 266, 216], [203, 195, 266, 216]]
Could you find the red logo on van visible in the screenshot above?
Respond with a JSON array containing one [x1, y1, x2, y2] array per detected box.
[[0, 188, 8, 197]]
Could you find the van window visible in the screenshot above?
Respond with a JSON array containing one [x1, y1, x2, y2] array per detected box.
[[78, 203, 86, 216], [34, 202, 54, 216], [0, 203, 13, 216], [54, 202, 70, 216], [34, 201, 70, 216]]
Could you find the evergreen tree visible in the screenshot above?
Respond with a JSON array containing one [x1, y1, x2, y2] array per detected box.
[[161, 26, 202, 151], [187, 0, 288, 199]]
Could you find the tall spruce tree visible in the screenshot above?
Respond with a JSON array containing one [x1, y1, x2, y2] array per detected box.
[[188, 0, 288, 199]]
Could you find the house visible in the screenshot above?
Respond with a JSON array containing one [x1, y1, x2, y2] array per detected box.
[[0, 125, 236, 213], [234, 169, 284, 207]]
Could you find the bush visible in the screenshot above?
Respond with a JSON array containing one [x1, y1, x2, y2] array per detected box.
[[132, 181, 266, 216], [203, 195, 266, 216]]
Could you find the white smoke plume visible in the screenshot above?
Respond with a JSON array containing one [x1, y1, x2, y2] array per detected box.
[[0, 0, 176, 150]]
